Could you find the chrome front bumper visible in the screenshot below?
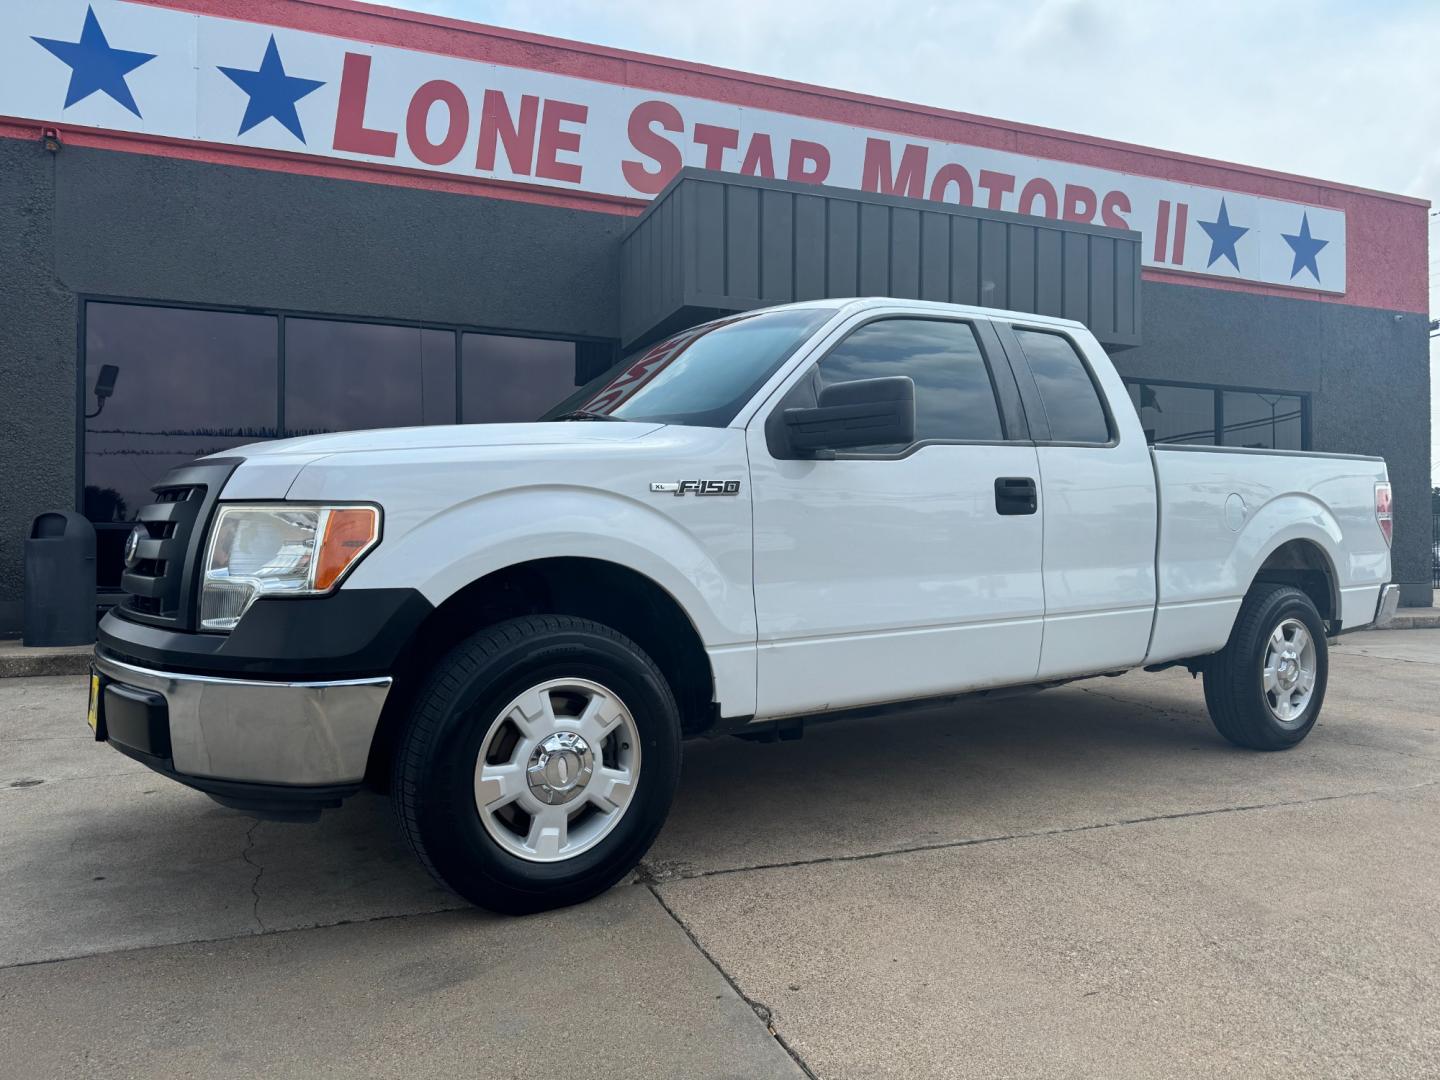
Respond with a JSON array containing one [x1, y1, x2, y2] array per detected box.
[[1373, 584, 1401, 629], [93, 653, 391, 786]]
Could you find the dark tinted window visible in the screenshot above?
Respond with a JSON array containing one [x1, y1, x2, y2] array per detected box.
[[1015, 329, 1111, 444], [1128, 382, 1216, 444], [1222, 391, 1303, 450], [462, 335, 578, 423], [82, 303, 598, 587], [546, 307, 832, 427], [284, 320, 455, 434], [83, 303, 279, 524], [83, 303, 281, 587], [817, 318, 1003, 447]]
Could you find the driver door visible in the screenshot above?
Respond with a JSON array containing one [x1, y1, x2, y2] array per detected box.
[[746, 313, 1045, 719]]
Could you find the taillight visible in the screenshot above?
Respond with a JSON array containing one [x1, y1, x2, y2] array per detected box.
[[1375, 482, 1393, 546]]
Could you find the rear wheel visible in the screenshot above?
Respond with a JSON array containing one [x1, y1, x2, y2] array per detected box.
[[391, 615, 681, 914], [1203, 583, 1328, 750]]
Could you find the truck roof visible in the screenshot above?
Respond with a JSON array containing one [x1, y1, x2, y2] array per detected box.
[[770, 297, 1088, 331]]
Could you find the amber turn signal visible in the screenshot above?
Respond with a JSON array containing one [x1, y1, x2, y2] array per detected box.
[[314, 507, 380, 591]]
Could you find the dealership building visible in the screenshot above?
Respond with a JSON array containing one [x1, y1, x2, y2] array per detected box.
[[0, 0, 1431, 634]]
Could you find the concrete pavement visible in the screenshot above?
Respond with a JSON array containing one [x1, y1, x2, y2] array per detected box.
[[2, 630, 1439, 1077]]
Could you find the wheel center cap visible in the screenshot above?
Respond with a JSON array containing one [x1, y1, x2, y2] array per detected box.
[[526, 732, 594, 805]]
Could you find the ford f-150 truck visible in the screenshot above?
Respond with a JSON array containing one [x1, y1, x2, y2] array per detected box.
[[89, 298, 1400, 913]]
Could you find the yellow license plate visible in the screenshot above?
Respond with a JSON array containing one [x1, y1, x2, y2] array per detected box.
[[87, 672, 101, 734]]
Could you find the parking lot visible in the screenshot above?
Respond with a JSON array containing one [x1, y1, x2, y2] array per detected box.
[[2, 628, 1438, 1079]]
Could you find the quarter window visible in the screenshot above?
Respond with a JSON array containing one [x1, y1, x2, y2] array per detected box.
[[816, 318, 1004, 448], [1014, 329, 1111, 444]]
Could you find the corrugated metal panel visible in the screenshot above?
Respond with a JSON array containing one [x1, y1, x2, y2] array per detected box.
[[620, 168, 1143, 350]]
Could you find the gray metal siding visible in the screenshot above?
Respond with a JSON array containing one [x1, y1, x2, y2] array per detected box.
[[621, 169, 1144, 351]]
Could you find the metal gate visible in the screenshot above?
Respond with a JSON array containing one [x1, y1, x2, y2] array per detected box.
[[1433, 512, 1440, 588]]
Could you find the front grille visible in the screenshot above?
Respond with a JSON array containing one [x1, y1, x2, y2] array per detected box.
[[119, 483, 205, 623], [116, 459, 242, 630]]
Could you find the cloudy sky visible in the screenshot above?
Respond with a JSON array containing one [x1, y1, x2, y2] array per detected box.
[[371, 0, 1438, 476]]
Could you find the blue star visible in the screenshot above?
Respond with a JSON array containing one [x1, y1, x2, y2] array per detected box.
[[218, 36, 324, 143], [1281, 213, 1328, 283], [1197, 198, 1249, 272], [32, 6, 156, 118]]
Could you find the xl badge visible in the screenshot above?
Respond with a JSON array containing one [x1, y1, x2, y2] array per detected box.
[[650, 480, 741, 497]]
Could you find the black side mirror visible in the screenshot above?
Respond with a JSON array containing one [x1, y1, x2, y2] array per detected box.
[[783, 376, 915, 455]]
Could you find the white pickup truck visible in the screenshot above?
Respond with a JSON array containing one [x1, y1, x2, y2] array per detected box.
[[90, 298, 1399, 913]]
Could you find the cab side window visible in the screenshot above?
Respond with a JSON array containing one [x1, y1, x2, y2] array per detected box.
[[815, 318, 1005, 451], [1014, 329, 1112, 444]]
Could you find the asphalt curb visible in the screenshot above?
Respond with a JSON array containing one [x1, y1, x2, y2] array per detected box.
[[0, 642, 93, 679], [1371, 611, 1440, 631]]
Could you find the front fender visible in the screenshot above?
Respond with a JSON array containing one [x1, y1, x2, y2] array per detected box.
[[344, 484, 756, 649]]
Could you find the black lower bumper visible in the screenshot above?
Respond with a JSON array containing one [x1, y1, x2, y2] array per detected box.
[[108, 736, 360, 821], [91, 591, 421, 818], [96, 587, 433, 679]]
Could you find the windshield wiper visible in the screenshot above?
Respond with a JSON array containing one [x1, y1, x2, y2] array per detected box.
[[548, 409, 624, 422]]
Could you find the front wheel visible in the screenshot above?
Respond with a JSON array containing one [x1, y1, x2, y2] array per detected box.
[[391, 615, 682, 914], [1203, 583, 1328, 750]]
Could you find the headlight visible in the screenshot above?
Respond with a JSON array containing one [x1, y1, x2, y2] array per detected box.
[[199, 505, 380, 631]]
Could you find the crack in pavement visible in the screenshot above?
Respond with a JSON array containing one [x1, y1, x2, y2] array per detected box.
[[1335, 652, 1439, 667], [0, 770, 142, 790], [644, 880, 820, 1080], [240, 820, 266, 933], [643, 776, 1440, 885], [0, 901, 471, 974]]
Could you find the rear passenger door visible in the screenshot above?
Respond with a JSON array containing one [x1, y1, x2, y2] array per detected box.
[[996, 323, 1158, 678], [747, 313, 1045, 718]]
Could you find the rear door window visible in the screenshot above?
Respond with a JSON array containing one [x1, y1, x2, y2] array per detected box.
[[1014, 329, 1112, 444]]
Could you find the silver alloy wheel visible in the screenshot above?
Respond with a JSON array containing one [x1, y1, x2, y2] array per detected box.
[[473, 677, 642, 863], [1262, 617, 1318, 727]]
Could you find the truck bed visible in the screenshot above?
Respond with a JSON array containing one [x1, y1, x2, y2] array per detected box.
[[1146, 444, 1391, 665]]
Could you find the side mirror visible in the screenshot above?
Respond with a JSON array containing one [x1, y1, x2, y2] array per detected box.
[[783, 376, 915, 455]]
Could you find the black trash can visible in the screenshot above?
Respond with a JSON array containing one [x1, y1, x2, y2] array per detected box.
[[23, 511, 97, 647]]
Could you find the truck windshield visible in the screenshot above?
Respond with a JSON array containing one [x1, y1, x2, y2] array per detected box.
[[541, 307, 833, 427]]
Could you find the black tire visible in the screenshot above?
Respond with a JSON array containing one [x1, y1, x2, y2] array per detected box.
[[391, 614, 681, 914], [1203, 583, 1328, 750]]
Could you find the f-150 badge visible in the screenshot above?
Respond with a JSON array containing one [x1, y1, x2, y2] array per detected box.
[[650, 480, 741, 496]]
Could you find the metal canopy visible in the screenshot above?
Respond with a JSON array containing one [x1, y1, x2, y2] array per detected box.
[[620, 167, 1143, 351]]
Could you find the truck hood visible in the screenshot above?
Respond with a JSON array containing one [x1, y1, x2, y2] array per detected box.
[[222, 421, 666, 459], [214, 421, 671, 500]]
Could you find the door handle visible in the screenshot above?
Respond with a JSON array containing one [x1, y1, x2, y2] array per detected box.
[[994, 477, 1037, 516]]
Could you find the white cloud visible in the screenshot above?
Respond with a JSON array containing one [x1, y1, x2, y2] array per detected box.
[[374, 0, 1438, 478]]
